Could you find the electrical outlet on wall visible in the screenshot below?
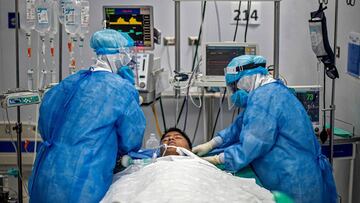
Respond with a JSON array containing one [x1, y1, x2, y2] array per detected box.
[[164, 37, 175, 46], [188, 36, 200, 46]]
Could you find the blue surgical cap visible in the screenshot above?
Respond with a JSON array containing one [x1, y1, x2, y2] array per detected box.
[[225, 55, 254, 84], [90, 29, 134, 55], [225, 55, 268, 85], [253, 55, 267, 67]]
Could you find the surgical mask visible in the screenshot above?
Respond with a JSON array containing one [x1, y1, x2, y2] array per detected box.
[[230, 89, 248, 108], [226, 75, 252, 110], [117, 66, 135, 85]]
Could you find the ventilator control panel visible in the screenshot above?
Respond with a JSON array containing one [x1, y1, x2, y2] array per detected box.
[[135, 53, 151, 91]]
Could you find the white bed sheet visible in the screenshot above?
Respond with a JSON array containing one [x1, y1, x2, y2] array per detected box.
[[101, 155, 274, 203]]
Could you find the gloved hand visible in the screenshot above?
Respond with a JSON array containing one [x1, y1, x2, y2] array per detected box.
[[121, 155, 133, 167], [202, 154, 224, 165], [192, 137, 222, 156]]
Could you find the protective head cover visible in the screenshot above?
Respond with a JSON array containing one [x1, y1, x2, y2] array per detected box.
[[225, 55, 269, 109], [253, 55, 266, 68], [90, 29, 136, 84]]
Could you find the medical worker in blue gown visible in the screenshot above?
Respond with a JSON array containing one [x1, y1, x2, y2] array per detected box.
[[193, 55, 337, 203], [28, 29, 146, 203]]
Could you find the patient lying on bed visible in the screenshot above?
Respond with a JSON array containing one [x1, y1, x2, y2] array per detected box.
[[160, 127, 192, 156], [101, 128, 274, 203]]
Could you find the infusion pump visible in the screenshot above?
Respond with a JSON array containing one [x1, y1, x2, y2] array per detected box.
[[134, 53, 163, 104]]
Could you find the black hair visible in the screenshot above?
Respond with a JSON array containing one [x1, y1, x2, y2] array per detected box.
[[160, 127, 192, 149]]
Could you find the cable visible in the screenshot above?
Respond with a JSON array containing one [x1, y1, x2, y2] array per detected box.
[[210, 1, 245, 139], [166, 46, 173, 77], [159, 97, 167, 131], [176, 1, 207, 127], [279, 73, 288, 85], [183, 51, 203, 131], [182, 0, 208, 130], [244, 0, 251, 42], [192, 101, 203, 144], [210, 88, 227, 139], [188, 58, 203, 108], [4, 109, 29, 197], [214, 1, 222, 42], [151, 103, 163, 138], [175, 92, 180, 128], [233, 1, 242, 41], [189, 91, 202, 108]]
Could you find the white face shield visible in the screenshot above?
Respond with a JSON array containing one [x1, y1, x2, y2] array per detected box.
[[226, 81, 238, 110], [225, 67, 241, 110], [106, 48, 134, 73]]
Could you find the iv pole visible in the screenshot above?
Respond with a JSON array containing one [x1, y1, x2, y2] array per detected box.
[[328, 0, 339, 166], [14, 0, 24, 202]]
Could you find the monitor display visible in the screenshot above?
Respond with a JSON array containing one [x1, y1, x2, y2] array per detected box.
[[103, 6, 154, 50], [295, 90, 320, 124], [205, 43, 257, 80]]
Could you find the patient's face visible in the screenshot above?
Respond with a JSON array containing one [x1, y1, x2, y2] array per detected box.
[[161, 131, 191, 156]]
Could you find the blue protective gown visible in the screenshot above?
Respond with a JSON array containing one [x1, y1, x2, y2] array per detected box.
[[28, 69, 146, 203], [217, 81, 337, 203]]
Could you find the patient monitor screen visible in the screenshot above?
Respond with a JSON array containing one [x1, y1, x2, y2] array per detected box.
[[104, 6, 154, 50], [295, 90, 320, 124], [206, 45, 257, 77]]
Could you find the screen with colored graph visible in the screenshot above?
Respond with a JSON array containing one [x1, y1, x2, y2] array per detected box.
[[104, 6, 154, 50]]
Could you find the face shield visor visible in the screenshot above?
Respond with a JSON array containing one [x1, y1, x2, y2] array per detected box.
[[105, 47, 135, 71], [226, 81, 238, 110], [225, 66, 240, 110], [225, 65, 256, 110]]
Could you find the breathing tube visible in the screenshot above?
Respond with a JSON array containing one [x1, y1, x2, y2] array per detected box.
[[120, 145, 196, 167]]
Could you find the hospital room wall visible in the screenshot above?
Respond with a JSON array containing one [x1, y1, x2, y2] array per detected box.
[[0, 0, 359, 202]]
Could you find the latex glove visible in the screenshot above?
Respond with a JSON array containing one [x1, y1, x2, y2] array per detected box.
[[192, 137, 222, 156], [121, 155, 133, 167], [202, 154, 223, 165]]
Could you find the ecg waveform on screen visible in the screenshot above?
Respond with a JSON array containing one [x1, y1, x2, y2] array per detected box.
[[109, 17, 142, 25], [118, 29, 143, 36]]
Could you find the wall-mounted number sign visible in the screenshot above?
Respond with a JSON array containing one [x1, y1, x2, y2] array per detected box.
[[230, 2, 262, 25]]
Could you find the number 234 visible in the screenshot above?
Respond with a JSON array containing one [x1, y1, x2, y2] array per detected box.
[[233, 9, 259, 21]]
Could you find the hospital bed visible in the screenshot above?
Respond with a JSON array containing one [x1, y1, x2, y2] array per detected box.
[[216, 164, 293, 203], [110, 149, 293, 203]]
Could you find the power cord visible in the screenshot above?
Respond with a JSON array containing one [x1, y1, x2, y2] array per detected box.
[[214, 1, 222, 42], [244, 1, 251, 42], [176, 1, 207, 129], [3, 109, 30, 199], [233, 1, 242, 41]]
